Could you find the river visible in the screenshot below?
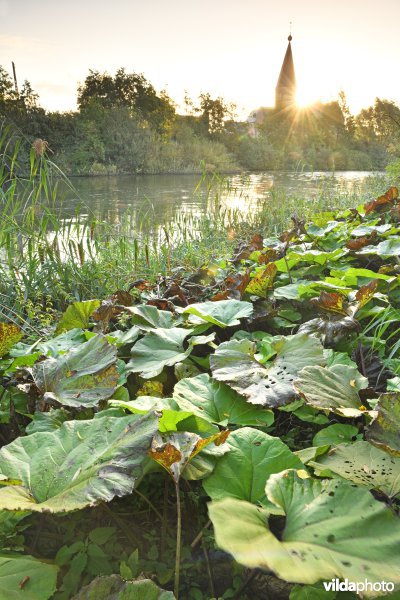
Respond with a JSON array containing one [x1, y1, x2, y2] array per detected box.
[[61, 171, 382, 233]]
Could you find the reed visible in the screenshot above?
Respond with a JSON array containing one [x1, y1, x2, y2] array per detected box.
[[0, 124, 390, 329]]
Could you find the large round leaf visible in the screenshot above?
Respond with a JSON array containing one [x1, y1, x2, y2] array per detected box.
[[32, 334, 119, 408], [210, 333, 324, 407], [0, 553, 58, 600], [294, 364, 368, 417], [0, 412, 158, 512], [56, 300, 100, 334], [126, 328, 214, 379], [128, 305, 178, 330], [203, 427, 302, 504], [367, 392, 400, 456], [209, 470, 400, 594], [309, 440, 400, 498], [181, 299, 253, 328], [173, 374, 274, 426]]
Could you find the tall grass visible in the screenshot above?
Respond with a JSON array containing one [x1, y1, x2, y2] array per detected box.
[[0, 123, 391, 330]]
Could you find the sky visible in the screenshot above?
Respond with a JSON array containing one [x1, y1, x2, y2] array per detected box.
[[1, 0, 400, 118]]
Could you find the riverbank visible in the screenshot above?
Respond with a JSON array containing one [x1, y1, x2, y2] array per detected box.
[[1, 176, 400, 599]]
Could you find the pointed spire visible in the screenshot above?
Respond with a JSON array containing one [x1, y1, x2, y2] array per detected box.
[[275, 33, 296, 109]]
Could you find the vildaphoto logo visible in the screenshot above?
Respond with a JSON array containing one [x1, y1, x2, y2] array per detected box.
[[323, 579, 395, 594]]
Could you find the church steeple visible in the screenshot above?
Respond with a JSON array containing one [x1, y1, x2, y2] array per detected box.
[[275, 34, 296, 110]]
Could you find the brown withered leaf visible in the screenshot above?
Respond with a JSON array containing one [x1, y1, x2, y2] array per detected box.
[[355, 280, 378, 307], [364, 186, 398, 214], [310, 291, 347, 316], [146, 299, 173, 311], [212, 270, 251, 301], [258, 248, 278, 264], [191, 430, 230, 458], [0, 323, 23, 358], [149, 443, 182, 471], [149, 430, 230, 482], [346, 231, 377, 250], [231, 234, 264, 263], [110, 290, 133, 306], [128, 279, 153, 292], [245, 263, 277, 298]]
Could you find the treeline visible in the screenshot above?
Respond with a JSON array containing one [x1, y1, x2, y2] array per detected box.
[[1, 64, 400, 174]]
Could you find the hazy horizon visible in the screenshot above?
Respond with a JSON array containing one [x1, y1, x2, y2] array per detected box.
[[1, 0, 399, 117]]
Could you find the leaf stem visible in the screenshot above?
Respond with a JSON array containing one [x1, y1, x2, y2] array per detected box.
[[174, 480, 182, 600]]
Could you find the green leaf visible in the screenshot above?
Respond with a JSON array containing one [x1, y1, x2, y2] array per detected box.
[[32, 334, 119, 408], [294, 364, 369, 417], [203, 427, 302, 505], [106, 327, 140, 347], [127, 329, 214, 379], [88, 527, 116, 545], [36, 329, 87, 357], [367, 393, 400, 456], [128, 305, 178, 330], [25, 408, 72, 434], [181, 299, 253, 328], [0, 554, 58, 599], [71, 575, 175, 599], [173, 374, 274, 426], [110, 396, 216, 434], [0, 412, 158, 512], [209, 470, 400, 593], [290, 583, 336, 600], [210, 333, 324, 407], [313, 424, 359, 447], [56, 300, 100, 334], [375, 238, 400, 256], [310, 441, 400, 498]]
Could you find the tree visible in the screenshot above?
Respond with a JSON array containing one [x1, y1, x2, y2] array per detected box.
[[198, 93, 236, 136], [77, 68, 175, 134]]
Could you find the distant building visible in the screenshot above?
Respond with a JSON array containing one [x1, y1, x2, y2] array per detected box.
[[247, 34, 297, 137], [275, 35, 296, 109]]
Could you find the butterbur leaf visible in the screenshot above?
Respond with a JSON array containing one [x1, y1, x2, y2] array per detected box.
[[209, 470, 400, 594], [0, 554, 58, 600], [367, 392, 400, 456], [56, 300, 100, 334], [294, 364, 369, 417], [310, 441, 400, 498], [210, 333, 324, 407], [128, 305, 177, 330], [127, 328, 214, 379], [181, 300, 253, 328], [313, 423, 359, 447], [32, 334, 119, 407], [173, 374, 274, 426], [150, 430, 229, 483], [364, 186, 398, 213], [245, 263, 277, 298], [0, 412, 158, 512], [0, 324, 22, 358], [203, 427, 302, 505], [374, 238, 400, 256]]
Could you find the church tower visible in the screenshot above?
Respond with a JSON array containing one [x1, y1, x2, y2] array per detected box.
[[275, 35, 296, 110]]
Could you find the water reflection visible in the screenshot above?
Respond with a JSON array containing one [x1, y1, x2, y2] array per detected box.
[[59, 171, 380, 236]]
